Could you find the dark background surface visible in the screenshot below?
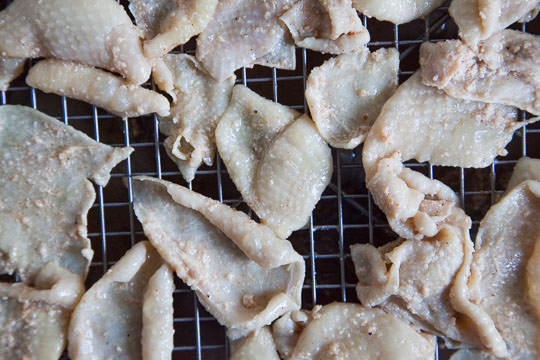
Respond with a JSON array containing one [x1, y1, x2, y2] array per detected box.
[[1, 0, 539, 359]]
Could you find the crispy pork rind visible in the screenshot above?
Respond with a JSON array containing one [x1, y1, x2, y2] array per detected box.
[[420, 30, 540, 116], [196, 0, 296, 81], [26, 59, 170, 119], [464, 180, 540, 358], [0, 263, 83, 360], [449, 0, 540, 46], [132, 176, 305, 339], [280, 0, 370, 54], [129, 0, 218, 59], [152, 54, 235, 182], [0, 57, 24, 91], [0, 105, 132, 283], [230, 327, 280, 360], [69, 241, 174, 360], [362, 72, 524, 240], [216, 85, 333, 239], [508, 157, 540, 191], [275, 302, 436, 360], [0, 0, 150, 84], [352, 0, 445, 24], [306, 47, 398, 149]]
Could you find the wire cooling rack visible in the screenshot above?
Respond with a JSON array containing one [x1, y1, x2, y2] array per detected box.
[[1, 1, 540, 359]]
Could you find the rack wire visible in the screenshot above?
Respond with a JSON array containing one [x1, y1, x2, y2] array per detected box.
[[1, 1, 539, 359]]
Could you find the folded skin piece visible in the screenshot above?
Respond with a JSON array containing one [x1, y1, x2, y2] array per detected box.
[[0, 105, 132, 283], [274, 302, 436, 360], [362, 72, 526, 240], [420, 30, 540, 115], [0, 57, 24, 91], [0, 263, 84, 360], [305, 47, 399, 149], [230, 327, 280, 360], [216, 85, 333, 239], [280, 0, 370, 54], [352, 0, 445, 24], [129, 0, 218, 59], [351, 226, 508, 357], [69, 241, 174, 360], [26, 59, 170, 119], [131, 176, 305, 339], [464, 180, 540, 358], [0, 0, 151, 84], [449, 0, 540, 46], [152, 54, 235, 182], [196, 0, 296, 81], [507, 157, 540, 190]]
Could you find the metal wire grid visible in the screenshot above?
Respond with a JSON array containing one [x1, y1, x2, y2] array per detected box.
[[1, 1, 540, 359]]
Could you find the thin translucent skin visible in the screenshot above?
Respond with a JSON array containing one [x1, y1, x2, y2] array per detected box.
[[352, 0, 445, 24], [216, 85, 333, 239], [280, 0, 370, 54], [0, 105, 132, 283], [26, 59, 170, 119], [306, 48, 398, 149], [0, 0, 151, 84], [153, 54, 235, 182], [420, 30, 540, 115], [132, 177, 305, 340], [68, 241, 171, 360], [0, 57, 24, 91], [230, 327, 280, 360]]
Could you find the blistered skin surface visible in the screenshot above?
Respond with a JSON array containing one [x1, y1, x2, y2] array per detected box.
[[352, 0, 445, 24], [131, 177, 305, 339], [466, 181, 540, 358], [420, 30, 540, 115], [0, 264, 84, 360], [0, 0, 151, 84], [306, 48, 398, 149], [69, 241, 172, 360], [280, 0, 370, 54], [362, 72, 521, 239], [288, 303, 436, 360], [216, 85, 333, 239], [196, 0, 296, 80], [129, 0, 217, 59], [0, 105, 132, 283], [153, 54, 235, 182], [142, 264, 175, 360], [0, 57, 24, 91], [27, 59, 170, 119], [230, 327, 280, 360], [449, 0, 540, 45]]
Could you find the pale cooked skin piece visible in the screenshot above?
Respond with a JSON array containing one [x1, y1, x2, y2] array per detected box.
[[0, 57, 24, 91], [216, 85, 333, 239], [465, 180, 540, 358], [142, 264, 175, 360], [272, 310, 311, 359], [352, 0, 445, 24], [362, 72, 523, 239], [0, 0, 151, 84], [26, 59, 170, 119], [351, 226, 507, 356], [0, 105, 132, 283], [131, 177, 305, 339], [306, 47, 399, 149], [288, 302, 436, 360], [449, 0, 540, 45], [230, 327, 280, 360], [69, 241, 174, 360], [129, 0, 217, 59], [152, 54, 235, 182], [280, 0, 370, 54], [0, 263, 84, 360], [420, 30, 540, 115], [507, 157, 540, 190], [196, 0, 296, 80]]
